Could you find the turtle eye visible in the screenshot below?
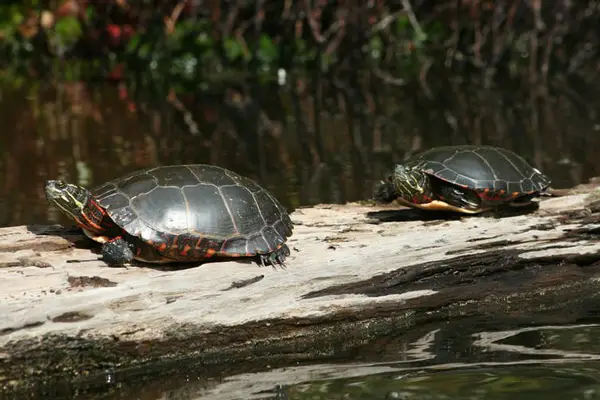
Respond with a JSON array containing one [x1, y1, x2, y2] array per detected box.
[[55, 181, 67, 190]]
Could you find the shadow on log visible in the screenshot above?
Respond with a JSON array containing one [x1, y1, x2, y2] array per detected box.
[[1, 178, 600, 397]]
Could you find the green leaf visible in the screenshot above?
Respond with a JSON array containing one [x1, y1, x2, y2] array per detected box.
[[0, 5, 24, 37], [196, 32, 212, 47], [414, 31, 428, 47], [257, 34, 277, 64], [53, 15, 82, 46], [395, 15, 410, 34], [126, 34, 141, 53], [369, 35, 383, 60], [223, 37, 245, 61], [85, 5, 95, 20]]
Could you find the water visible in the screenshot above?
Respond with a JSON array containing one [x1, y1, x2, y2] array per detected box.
[[2, 79, 600, 399], [1, 82, 598, 228], [29, 322, 600, 399]]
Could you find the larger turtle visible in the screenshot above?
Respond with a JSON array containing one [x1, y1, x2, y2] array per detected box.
[[45, 165, 293, 267], [374, 145, 551, 214]]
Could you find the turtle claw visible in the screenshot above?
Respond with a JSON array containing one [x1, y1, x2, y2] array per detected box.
[[258, 254, 267, 268], [258, 245, 290, 269]]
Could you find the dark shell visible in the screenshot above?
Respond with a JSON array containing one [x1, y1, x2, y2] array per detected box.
[[91, 165, 293, 258], [406, 145, 551, 194]]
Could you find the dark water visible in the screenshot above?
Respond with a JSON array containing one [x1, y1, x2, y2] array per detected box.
[[31, 322, 600, 399], [0, 81, 599, 228], [2, 80, 600, 399]]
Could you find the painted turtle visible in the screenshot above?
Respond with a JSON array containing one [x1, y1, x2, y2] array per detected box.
[[374, 145, 551, 214], [45, 165, 294, 267]]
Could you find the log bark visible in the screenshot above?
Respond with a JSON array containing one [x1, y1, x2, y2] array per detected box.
[[1, 178, 600, 395]]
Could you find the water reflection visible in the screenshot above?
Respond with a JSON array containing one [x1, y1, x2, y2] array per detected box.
[[28, 323, 600, 399], [1, 81, 599, 228], [180, 323, 600, 400]]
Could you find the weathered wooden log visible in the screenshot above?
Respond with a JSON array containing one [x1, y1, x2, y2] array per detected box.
[[1, 178, 600, 396]]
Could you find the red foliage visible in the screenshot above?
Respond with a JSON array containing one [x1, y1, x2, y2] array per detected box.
[[106, 23, 134, 47], [108, 63, 125, 81]]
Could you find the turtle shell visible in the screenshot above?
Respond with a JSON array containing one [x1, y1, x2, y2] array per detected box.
[[406, 145, 551, 198], [91, 165, 293, 262]]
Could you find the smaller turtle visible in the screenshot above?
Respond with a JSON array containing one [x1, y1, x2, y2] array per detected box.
[[374, 145, 551, 214], [45, 164, 294, 267]]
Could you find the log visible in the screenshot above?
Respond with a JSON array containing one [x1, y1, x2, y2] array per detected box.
[[1, 178, 600, 396]]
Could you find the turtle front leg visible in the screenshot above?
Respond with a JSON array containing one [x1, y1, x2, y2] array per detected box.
[[101, 237, 135, 266], [373, 181, 399, 203], [438, 186, 481, 211]]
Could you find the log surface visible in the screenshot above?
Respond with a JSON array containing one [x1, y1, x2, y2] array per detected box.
[[1, 179, 600, 395]]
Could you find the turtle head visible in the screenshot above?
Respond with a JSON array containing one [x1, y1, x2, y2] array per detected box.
[[45, 180, 91, 220], [391, 165, 432, 204]]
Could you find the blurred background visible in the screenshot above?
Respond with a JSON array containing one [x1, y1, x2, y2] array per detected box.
[[1, 0, 599, 228]]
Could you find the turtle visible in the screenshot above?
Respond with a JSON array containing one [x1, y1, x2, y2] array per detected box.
[[374, 145, 552, 214], [44, 164, 294, 267]]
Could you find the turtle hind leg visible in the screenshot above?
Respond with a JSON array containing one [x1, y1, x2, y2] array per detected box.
[[509, 192, 539, 207], [495, 194, 540, 216], [437, 185, 481, 211], [101, 237, 135, 266], [259, 244, 291, 269]]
